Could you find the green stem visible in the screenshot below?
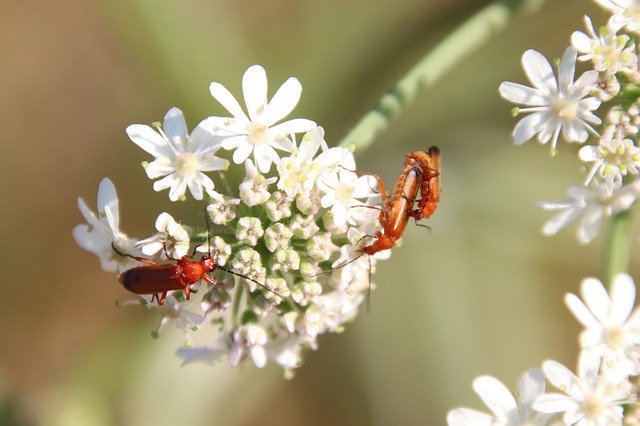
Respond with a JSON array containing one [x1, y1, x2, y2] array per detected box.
[[338, 0, 545, 151], [603, 209, 632, 289], [231, 282, 244, 328]]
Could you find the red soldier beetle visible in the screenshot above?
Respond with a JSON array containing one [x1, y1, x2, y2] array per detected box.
[[316, 147, 441, 309], [112, 215, 284, 305]]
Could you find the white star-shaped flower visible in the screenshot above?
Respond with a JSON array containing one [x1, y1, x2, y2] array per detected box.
[[229, 324, 268, 368], [594, 0, 640, 33], [205, 65, 316, 173], [571, 16, 637, 76], [579, 129, 640, 185], [499, 47, 601, 150], [565, 274, 640, 379], [447, 369, 550, 426], [134, 212, 190, 259], [534, 352, 631, 425], [73, 178, 138, 272], [536, 179, 640, 244], [126, 107, 229, 201]]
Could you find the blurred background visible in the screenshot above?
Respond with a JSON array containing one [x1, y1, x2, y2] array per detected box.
[[2, 0, 634, 424]]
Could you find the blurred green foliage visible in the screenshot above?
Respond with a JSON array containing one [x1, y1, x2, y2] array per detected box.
[[2, 0, 634, 424]]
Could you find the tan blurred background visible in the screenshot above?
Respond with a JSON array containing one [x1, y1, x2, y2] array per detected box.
[[1, 0, 632, 424]]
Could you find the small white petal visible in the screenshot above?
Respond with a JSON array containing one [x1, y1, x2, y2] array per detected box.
[[518, 368, 545, 408], [542, 360, 579, 394], [522, 49, 557, 96], [533, 393, 580, 413], [243, 65, 268, 121], [210, 82, 249, 120], [261, 77, 302, 125], [446, 408, 493, 426], [163, 107, 188, 144], [565, 292, 602, 330], [498, 81, 547, 106], [571, 31, 593, 53], [269, 118, 317, 137], [558, 47, 578, 93], [126, 124, 173, 158], [472, 376, 517, 418], [610, 274, 636, 324], [512, 113, 544, 144]]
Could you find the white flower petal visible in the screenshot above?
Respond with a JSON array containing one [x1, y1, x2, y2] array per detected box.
[[126, 124, 173, 158], [446, 408, 493, 426], [261, 77, 302, 124], [610, 274, 636, 324], [558, 47, 578, 94], [269, 118, 317, 137], [498, 81, 547, 106], [168, 177, 188, 202], [163, 107, 188, 144], [232, 142, 254, 165], [472, 376, 517, 419], [512, 113, 544, 144], [571, 31, 593, 53], [518, 368, 545, 408], [209, 82, 249, 120], [533, 393, 580, 413], [243, 65, 268, 121], [577, 206, 603, 244], [565, 292, 602, 330], [542, 360, 579, 395], [522, 49, 557, 95]]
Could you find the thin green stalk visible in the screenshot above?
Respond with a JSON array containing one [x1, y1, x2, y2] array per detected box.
[[603, 209, 632, 289], [338, 0, 545, 151]]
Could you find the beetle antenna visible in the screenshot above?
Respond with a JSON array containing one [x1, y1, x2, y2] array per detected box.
[[217, 265, 285, 299]]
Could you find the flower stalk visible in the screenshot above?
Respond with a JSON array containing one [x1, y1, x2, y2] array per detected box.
[[338, 0, 546, 151], [604, 208, 632, 288]]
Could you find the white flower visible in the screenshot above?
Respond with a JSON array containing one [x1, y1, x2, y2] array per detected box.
[[264, 223, 293, 252], [536, 180, 640, 244], [579, 129, 640, 185], [565, 275, 640, 379], [594, 0, 640, 33], [126, 107, 229, 201], [151, 297, 204, 340], [301, 291, 363, 338], [571, 16, 637, 76], [73, 178, 138, 272], [196, 236, 231, 266], [230, 324, 268, 368], [264, 191, 292, 222], [205, 65, 316, 173], [447, 369, 550, 426], [235, 217, 264, 246], [534, 353, 631, 425], [238, 160, 277, 206], [135, 212, 190, 259], [499, 47, 601, 150], [318, 152, 378, 226], [206, 191, 240, 225], [177, 335, 228, 366]]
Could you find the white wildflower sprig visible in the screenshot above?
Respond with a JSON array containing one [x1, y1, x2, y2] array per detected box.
[[499, 46, 601, 151], [74, 62, 388, 375], [126, 107, 229, 201], [204, 65, 317, 173]]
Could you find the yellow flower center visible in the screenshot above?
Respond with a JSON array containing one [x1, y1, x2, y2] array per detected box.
[[552, 98, 577, 121], [175, 152, 198, 176], [584, 394, 605, 418], [605, 325, 628, 349], [248, 122, 269, 145]]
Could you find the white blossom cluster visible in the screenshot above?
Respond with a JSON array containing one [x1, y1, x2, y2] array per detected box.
[[73, 65, 387, 375], [448, 274, 640, 426], [499, 2, 640, 244]]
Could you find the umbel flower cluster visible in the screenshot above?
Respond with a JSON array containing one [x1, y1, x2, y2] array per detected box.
[[499, 2, 640, 244], [73, 65, 386, 375], [447, 1, 640, 425]]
